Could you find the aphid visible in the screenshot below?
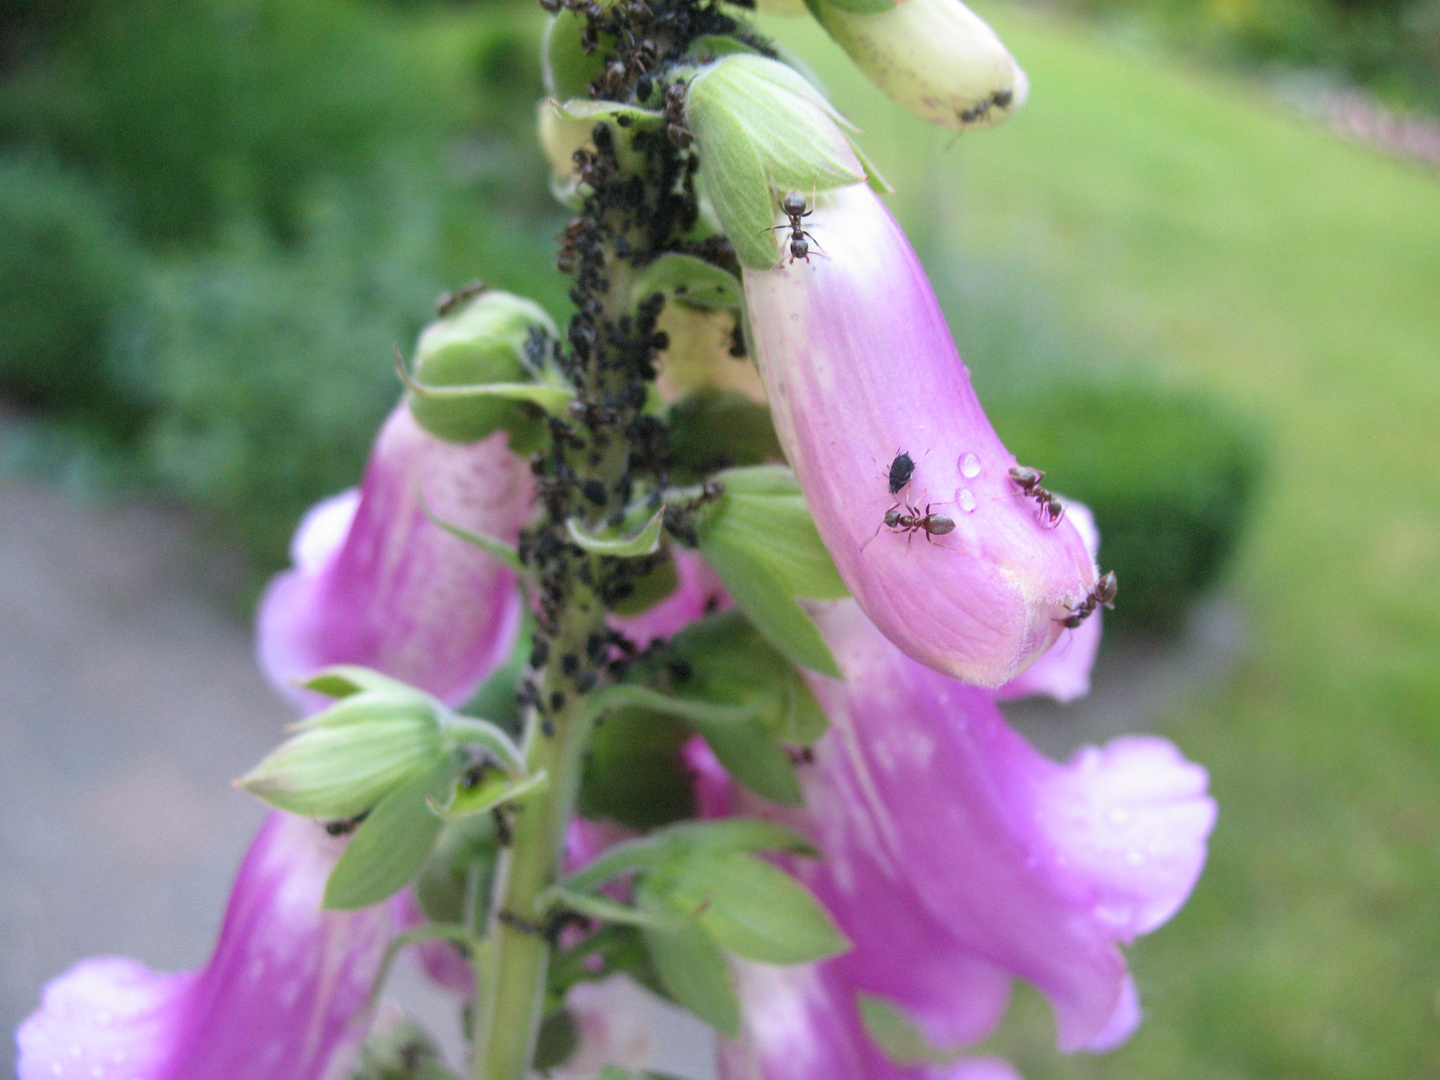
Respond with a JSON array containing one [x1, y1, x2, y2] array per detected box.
[[1055, 571, 1118, 629], [436, 280, 487, 317], [1008, 464, 1065, 528], [323, 810, 370, 837], [767, 191, 824, 264], [887, 450, 916, 496]]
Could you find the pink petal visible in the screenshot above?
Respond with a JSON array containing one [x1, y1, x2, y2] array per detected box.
[[743, 184, 1097, 686], [18, 813, 392, 1080], [258, 406, 531, 711]]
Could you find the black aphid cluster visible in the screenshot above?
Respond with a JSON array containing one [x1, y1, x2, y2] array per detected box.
[[517, 0, 770, 723]]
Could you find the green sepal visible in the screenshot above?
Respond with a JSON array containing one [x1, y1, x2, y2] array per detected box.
[[566, 509, 665, 557], [856, 992, 967, 1067], [608, 553, 681, 617], [414, 813, 503, 925], [322, 761, 450, 910], [564, 817, 817, 893], [428, 767, 549, 822], [632, 253, 744, 311], [685, 54, 865, 270], [238, 692, 445, 819], [639, 915, 741, 1038], [666, 389, 784, 483], [541, 884, 704, 929], [300, 665, 418, 701], [694, 466, 846, 676], [644, 849, 850, 964], [541, 10, 608, 101], [419, 497, 523, 573], [438, 715, 528, 776]]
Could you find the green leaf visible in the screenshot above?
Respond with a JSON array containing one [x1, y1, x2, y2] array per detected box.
[[685, 55, 866, 269], [579, 707, 697, 830], [566, 509, 665, 556], [640, 916, 741, 1037], [691, 716, 802, 804], [549, 924, 666, 1001], [666, 389, 783, 484], [661, 850, 850, 965], [697, 540, 840, 677], [323, 762, 448, 910], [855, 992, 967, 1067], [632, 253, 744, 311], [708, 467, 847, 600], [239, 694, 444, 819], [817, 0, 897, 13]]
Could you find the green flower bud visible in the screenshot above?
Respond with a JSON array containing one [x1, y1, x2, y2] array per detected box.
[[809, 0, 1028, 130], [238, 691, 447, 819], [685, 54, 867, 270], [406, 290, 559, 452]]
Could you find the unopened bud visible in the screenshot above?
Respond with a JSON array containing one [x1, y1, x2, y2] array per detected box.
[[407, 290, 558, 451], [812, 0, 1028, 131]]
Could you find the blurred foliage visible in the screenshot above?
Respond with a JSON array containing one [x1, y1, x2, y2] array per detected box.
[[0, 0, 568, 567], [992, 382, 1262, 634], [1054, 0, 1440, 110]]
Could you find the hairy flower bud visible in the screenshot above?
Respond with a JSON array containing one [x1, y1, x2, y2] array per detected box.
[[810, 0, 1029, 130], [744, 182, 1096, 685]]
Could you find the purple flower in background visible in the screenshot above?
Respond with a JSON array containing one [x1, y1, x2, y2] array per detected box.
[[258, 404, 532, 710], [17, 812, 391, 1080], [717, 600, 1213, 1075], [743, 183, 1097, 686]]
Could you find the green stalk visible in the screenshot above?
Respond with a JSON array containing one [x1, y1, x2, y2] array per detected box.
[[469, 586, 602, 1080]]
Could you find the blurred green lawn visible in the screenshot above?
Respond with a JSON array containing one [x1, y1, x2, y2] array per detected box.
[[768, 7, 1440, 1077]]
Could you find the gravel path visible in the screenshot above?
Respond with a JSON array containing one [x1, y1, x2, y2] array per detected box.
[[0, 475, 1240, 1076]]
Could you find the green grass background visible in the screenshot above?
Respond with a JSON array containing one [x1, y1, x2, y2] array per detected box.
[[766, 8, 1440, 1077]]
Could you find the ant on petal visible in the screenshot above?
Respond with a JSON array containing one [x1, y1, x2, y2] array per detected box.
[[1008, 464, 1065, 528], [1055, 571, 1118, 628], [766, 191, 826, 265]]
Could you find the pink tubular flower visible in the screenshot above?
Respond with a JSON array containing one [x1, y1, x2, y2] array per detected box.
[[17, 812, 391, 1080], [743, 183, 1097, 686], [997, 501, 1103, 704], [719, 601, 1213, 1074], [258, 404, 533, 710]]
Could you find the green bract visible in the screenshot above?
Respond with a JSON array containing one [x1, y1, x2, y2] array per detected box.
[[403, 290, 565, 453], [694, 465, 848, 676], [684, 54, 866, 269]]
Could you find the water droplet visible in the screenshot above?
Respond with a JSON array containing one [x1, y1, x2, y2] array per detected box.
[[959, 452, 981, 478], [956, 488, 977, 513]]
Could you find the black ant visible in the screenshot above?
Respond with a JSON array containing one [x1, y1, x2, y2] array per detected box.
[[436, 280, 487, 318], [767, 191, 825, 264], [959, 87, 1016, 125], [1056, 571, 1118, 629], [862, 498, 957, 550], [1008, 465, 1065, 528]]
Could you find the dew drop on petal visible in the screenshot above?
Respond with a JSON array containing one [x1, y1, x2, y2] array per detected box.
[[959, 452, 981, 478], [956, 488, 977, 513]]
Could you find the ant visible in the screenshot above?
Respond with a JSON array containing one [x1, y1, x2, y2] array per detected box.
[[1008, 465, 1065, 528], [959, 87, 1016, 125], [767, 191, 825, 264], [1056, 571, 1118, 629], [436, 280, 487, 318], [862, 498, 956, 550]]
